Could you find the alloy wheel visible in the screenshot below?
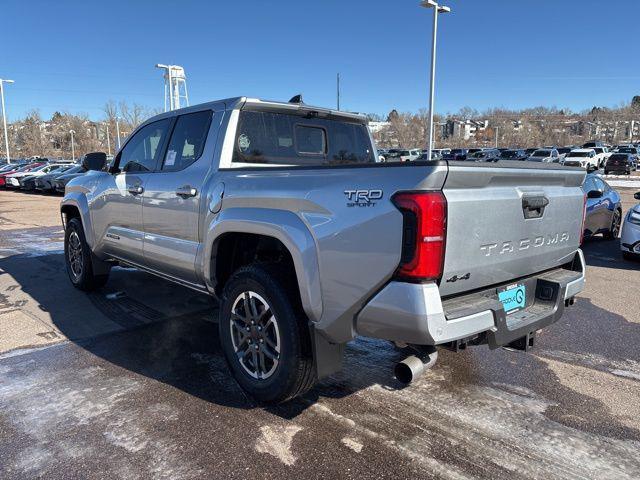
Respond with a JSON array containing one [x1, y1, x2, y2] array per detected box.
[[67, 231, 84, 280], [612, 211, 621, 237], [230, 291, 281, 380]]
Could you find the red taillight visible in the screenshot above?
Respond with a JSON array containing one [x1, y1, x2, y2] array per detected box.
[[392, 191, 447, 282], [580, 193, 587, 244]]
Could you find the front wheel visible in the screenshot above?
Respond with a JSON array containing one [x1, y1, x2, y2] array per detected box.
[[64, 218, 109, 291], [219, 263, 316, 403]]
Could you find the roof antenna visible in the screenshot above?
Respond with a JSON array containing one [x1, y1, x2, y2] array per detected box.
[[289, 94, 303, 104]]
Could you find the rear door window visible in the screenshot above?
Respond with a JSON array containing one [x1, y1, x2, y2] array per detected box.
[[232, 110, 374, 167], [162, 110, 212, 171]]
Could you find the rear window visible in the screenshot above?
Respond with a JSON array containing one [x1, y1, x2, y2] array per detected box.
[[232, 111, 374, 166], [567, 151, 590, 157], [609, 154, 628, 162]]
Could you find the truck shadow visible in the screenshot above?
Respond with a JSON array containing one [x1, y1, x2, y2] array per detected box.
[[0, 251, 407, 416]]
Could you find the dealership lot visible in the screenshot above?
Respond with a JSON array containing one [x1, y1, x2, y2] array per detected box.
[[1, 189, 639, 479]]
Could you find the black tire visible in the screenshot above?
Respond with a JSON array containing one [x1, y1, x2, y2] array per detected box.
[[64, 218, 109, 291], [604, 170, 609, 175], [219, 263, 316, 403]]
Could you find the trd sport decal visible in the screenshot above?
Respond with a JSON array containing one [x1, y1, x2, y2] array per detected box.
[[344, 189, 383, 208]]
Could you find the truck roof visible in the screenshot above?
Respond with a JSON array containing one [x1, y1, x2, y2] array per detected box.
[[145, 96, 368, 125]]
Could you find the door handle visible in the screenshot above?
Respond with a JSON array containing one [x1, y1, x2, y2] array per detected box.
[[175, 185, 198, 198], [128, 185, 144, 195]]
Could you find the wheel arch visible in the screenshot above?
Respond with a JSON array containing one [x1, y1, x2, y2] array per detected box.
[[61, 194, 95, 248], [203, 208, 323, 323]]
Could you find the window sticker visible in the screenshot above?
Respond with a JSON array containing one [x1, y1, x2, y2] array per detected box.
[[165, 150, 177, 166], [238, 133, 251, 153]]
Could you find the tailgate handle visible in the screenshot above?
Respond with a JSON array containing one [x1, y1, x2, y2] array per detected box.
[[522, 195, 549, 219]]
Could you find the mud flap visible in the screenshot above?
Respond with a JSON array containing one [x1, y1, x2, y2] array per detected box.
[[310, 327, 345, 379]]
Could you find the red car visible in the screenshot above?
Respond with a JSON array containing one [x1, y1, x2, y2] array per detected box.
[[0, 163, 45, 187]]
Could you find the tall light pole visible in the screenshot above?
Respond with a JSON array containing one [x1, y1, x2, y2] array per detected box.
[[115, 116, 121, 149], [420, 0, 450, 161], [69, 130, 76, 162], [337, 73, 341, 110], [0, 79, 15, 164]]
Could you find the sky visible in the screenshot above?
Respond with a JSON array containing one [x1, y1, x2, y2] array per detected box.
[[2, 0, 640, 121]]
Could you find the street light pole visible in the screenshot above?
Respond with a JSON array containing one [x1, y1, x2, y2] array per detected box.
[[70, 130, 76, 162], [420, 1, 450, 161], [0, 79, 15, 164]]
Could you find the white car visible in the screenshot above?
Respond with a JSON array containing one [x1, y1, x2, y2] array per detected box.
[[621, 191, 640, 260], [562, 149, 599, 171], [399, 149, 421, 162]]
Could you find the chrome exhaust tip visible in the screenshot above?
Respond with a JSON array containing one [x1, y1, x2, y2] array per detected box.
[[394, 348, 438, 385]]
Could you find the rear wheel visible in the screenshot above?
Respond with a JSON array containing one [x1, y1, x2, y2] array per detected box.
[[64, 218, 109, 291], [218, 263, 316, 403], [604, 209, 621, 240]]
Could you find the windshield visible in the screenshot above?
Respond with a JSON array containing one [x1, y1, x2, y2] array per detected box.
[[567, 151, 591, 158], [500, 150, 521, 158], [558, 148, 571, 154], [617, 147, 634, 153]]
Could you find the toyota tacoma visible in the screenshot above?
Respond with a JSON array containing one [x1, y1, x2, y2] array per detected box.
[[61, 96, 587, 402]]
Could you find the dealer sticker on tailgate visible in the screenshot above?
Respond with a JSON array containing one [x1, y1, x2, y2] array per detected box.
[[498, 284, 526, 314]]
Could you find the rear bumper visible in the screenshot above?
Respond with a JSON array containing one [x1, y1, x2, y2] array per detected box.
[[356, 250, 585, 348]]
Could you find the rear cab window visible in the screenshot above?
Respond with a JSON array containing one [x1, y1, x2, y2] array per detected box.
[[231, 110, 374, 167]]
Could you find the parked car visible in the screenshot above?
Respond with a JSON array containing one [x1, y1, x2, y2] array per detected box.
[[0, 162, 45, 187], [53, 166, 88, 193], [21, 164, 74, 191], [36, 165, 81, 193], [398, 149, 421, 162], [527, 148, 560, 163], [563, 149, 599, 171], [467, 148, 501, 162], [604, 153, 636, 175], [18, 163, 72, 190], [620, 191, 640, 260], [61, 97, 586, 403], [499, 149, 528, 161], [442, 148, 468, 160], [582, 174, 622, 241]]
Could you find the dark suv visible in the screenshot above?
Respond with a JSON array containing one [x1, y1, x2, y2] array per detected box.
[[499, 149, 528, 161], [605, 153, 636, 175]]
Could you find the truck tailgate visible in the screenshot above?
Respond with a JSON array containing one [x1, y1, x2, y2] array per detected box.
[[439, 161, 586, 297]]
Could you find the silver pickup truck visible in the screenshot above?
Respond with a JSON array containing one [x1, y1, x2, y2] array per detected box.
[[61, 97, 586, 403]]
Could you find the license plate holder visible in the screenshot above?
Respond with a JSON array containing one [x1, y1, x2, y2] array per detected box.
[[497, 283, 526, 314]]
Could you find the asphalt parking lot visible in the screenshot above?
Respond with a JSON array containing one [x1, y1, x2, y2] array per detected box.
[[1, 188, 639, 479]]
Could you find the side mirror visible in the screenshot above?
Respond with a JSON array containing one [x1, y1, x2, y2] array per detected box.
[[82, 152, 107, 171], [634, 192, 640, 200], [587, 190, 603, 199]]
